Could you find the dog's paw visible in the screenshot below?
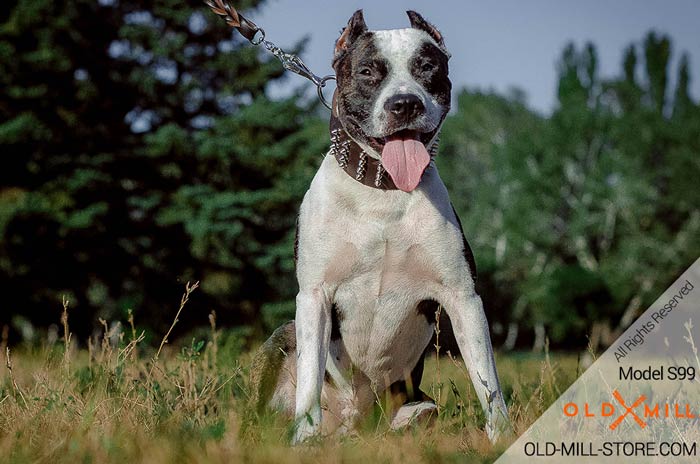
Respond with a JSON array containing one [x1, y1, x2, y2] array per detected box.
[[390, 401, 438, 430], [486, 406, 513, 444], [292, 415, 320, 445]]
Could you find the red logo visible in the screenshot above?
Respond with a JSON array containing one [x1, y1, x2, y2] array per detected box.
[[563, 390, 696, 429], [609, 390, 646, 430]]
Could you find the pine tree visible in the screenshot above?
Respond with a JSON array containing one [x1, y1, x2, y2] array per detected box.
[[0, 0, 327, 339]]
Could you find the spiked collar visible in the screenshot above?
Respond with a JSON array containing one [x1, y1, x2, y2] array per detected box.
[[330, 114, 396, 190], [329, 114, 439, 190]]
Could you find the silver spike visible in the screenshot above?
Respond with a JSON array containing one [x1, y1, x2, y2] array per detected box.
[[429, 135, 440, 157], [338, 140, 350, 168], [375, 163, 384, 187], [356, 152, 368, 180], [330, 129, 341, 157]]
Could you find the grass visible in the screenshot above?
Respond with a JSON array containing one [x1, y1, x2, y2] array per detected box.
[[0, 285, 581, 464]]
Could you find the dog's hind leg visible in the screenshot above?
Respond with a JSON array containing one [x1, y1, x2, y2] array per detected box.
[[250, 320, 345, 433], [250, 320, 298, 416], [387, 347, 438, 430]]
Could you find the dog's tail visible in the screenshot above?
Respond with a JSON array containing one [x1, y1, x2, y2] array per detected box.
[[249, 320, 297, 414]]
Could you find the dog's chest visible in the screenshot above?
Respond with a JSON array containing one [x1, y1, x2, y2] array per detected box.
[[328, 211, 439, 382], [298, 156, 464, 381], [329, 222, 438, 300], [315, 160, 448, 299]]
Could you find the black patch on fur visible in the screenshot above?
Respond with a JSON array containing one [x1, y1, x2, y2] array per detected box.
[[388, 345, 433, 403], [409, 42, 451, 109], [333, 32, 388, 149], [450, 204, 477, 283], [333, 10, 368, 62], [324, 370, 335, 387], [407, 10, 447, 53], [330, 303, 343, 341], [416, 299, 439, 325]]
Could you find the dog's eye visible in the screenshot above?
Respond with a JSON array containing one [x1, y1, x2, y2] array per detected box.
[[421, 62, 435, 72], [359, 68, 372, 77]]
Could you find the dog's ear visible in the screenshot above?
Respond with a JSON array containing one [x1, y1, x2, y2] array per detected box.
[[406, 10, 448, 54], [334, 10, 368, 59]]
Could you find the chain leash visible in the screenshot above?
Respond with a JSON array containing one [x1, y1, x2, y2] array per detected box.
[[203, 0, 335, 109]]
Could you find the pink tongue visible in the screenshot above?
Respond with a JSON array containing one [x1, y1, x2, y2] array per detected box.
[[381, 133, 430, 192]]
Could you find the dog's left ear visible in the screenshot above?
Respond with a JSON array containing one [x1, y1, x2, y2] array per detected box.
[[407, 10, 448, 55], [334, 10, 368, 60]]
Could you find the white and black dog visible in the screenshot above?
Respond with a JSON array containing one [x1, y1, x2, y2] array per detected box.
[[251, 9, 509, 444]]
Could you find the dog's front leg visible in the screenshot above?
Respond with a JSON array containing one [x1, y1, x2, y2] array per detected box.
[[293, 287, 331, 444], [441, 289, 510, 442]]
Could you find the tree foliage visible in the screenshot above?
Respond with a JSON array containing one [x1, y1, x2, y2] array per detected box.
[[0, 0, 326, 340], [438, 34, 700, 348], [1, 2, 698, 351]]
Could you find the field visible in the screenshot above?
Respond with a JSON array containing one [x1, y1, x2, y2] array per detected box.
[[0, 290, 581, 464]]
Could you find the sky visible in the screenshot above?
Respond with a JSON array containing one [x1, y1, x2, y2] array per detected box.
[[252, 0, 700, 114]]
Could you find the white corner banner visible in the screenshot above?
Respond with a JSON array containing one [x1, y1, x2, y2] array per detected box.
[[496, 257, 700, 463]]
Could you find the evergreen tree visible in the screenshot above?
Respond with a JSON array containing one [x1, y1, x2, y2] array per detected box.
[[0, 0, 326, 340], [644, 32, 671, 115], [673, 54, 692, 119]]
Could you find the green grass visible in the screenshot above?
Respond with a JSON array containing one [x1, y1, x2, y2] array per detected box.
[[0, 289, 581, 463]]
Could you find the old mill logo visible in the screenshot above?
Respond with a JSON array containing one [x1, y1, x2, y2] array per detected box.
[[563, 390, 697, 430]]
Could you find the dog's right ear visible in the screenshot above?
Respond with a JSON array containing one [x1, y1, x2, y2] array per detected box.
[[407, 10, 449, 56], [334, 10, 367, 60]]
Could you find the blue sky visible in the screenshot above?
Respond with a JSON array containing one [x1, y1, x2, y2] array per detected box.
[[253, 0, 700, 114]]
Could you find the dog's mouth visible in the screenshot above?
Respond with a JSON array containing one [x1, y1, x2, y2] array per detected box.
[[371, 129, 437, 192], [370, 129, 436, 149]]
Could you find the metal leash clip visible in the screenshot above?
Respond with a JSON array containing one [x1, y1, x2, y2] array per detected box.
[[203, 0, 335, 110]]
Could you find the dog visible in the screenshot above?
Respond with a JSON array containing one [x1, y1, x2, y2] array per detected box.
[[251, 9, 510, 444]]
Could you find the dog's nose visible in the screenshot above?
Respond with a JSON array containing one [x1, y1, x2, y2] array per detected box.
[[384, 94, 425, 120]]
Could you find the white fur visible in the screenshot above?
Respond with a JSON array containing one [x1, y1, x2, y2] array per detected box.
[[391, 401, 437, 429], [293, 153, 509, 443]]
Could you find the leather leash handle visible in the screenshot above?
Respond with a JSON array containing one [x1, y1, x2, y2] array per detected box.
[[203, 0, 262, 43]]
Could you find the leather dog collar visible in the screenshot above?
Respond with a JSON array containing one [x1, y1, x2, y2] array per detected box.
[[329, 114, 398, 190], [329, 115, 441, 191]]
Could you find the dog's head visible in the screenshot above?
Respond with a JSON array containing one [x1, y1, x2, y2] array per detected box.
[[332, 10, 451, 192]]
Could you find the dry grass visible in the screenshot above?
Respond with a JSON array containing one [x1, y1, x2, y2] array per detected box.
[[0, 287, 580, 464]]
